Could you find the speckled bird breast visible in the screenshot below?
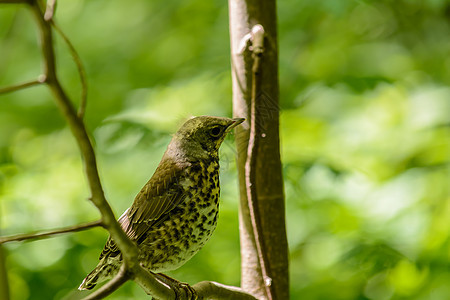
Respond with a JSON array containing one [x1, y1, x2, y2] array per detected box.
[[139, 159, 220, 272]]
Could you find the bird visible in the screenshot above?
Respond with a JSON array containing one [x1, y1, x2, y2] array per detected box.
[[79, 115, 245, 290]]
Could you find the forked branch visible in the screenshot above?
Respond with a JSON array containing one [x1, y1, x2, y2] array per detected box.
[[0, 77, 44, 95], [0, 220, 103, 244], [28, 0, 137, 262]]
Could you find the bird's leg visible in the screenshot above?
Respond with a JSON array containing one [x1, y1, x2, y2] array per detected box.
[[153, 272, 198, 300]]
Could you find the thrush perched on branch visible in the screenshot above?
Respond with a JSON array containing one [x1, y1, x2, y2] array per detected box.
[[79, 116, 245, 290]]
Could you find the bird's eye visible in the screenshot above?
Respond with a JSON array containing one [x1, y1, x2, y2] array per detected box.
[[210, 126, 222, 138]]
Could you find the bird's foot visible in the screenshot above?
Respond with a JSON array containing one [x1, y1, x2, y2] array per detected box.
[[177, 281, 197, 300]]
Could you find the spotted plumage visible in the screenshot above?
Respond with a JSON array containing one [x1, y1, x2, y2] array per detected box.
[[79, 116, 244, 290]]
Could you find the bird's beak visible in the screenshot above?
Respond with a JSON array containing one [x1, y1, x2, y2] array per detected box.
[[226, 118, 245, 132]]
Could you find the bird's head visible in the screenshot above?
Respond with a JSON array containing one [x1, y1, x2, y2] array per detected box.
[[167, 116, 245, 161]]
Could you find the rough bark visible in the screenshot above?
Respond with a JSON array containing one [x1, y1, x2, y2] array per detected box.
[[229, 0, 289, 299]]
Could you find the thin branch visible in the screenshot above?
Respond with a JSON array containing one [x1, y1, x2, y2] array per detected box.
[[133, 269, 177, 299], [27, 3, 177, 299], [82, 264, 130, 300], [193, 281, 257, 300], [245, 24, 275, 300], [0, 77, 45, 95], [0, 220, 103, 244], [51, 20, 88, 119], [126, 270, 257, 300], [83, 269, 257, 300], [29, 0, 138, 262], [81, 266, 176, 300]]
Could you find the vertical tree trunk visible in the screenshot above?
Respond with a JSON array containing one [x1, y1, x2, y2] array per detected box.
[[229, 0, 289, 299]]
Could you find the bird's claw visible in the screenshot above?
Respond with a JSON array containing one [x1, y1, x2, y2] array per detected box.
[[181, 281, 198, 300]]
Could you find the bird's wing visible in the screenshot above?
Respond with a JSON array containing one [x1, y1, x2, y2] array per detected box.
[[99, 157, 191, 259]]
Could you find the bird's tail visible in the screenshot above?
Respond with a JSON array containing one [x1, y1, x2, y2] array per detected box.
[[78, 259, 120, 290]]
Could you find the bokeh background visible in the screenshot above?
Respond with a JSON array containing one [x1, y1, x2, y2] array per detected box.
[[1, 0, 449, 299]]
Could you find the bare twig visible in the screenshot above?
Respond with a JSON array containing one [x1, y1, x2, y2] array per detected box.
[[0, 77, 45, 95], [29, 0, 137, 262], [85, 270, 258, 300], [82, 264, 130, 300], [27, 2, 176, 297], [0, 220, 103, 244], [133, 269, 177, 299], [245, 24, 275, 300], [51, 20, 88, 119], [193, 281, 257, 300]]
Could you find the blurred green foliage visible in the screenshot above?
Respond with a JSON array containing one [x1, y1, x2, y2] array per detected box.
[[0, 0, 449, 299]]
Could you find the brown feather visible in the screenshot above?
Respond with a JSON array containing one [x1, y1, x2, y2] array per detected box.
[[99, 156, 191, 259]]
